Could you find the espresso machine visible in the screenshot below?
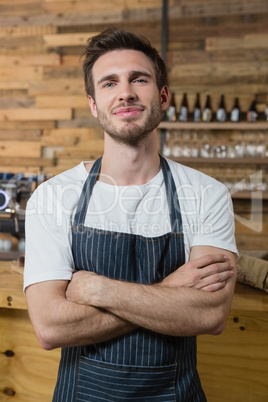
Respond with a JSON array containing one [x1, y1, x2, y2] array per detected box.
[[0, 173, 37, 260]]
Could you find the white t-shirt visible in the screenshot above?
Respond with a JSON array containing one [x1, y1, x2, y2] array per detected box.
[[23, 158, 238, 291]]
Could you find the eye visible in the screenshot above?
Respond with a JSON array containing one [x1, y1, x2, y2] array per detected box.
[[134, 78, 147, 84], [103, 82, 115, 88]]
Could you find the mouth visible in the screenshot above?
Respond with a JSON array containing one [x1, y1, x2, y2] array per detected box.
[[113, 106, 144, 118]]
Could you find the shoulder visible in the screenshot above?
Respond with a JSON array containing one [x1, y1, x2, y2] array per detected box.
[[164, 157, 227, 194], [27, 162, 89, 211], [47, 161, 89, 186], [34, 162, 88, 193]]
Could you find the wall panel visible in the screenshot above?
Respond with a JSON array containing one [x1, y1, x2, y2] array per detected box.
[[0, 0, 267, 240]]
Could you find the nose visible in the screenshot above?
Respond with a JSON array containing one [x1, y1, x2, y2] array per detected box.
[[118, 81, 137, 103]]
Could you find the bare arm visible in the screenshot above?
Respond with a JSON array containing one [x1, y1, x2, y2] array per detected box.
[[25, 280, 137, 350], [26, 251, 233, 350], [66, 249, 236, 337]]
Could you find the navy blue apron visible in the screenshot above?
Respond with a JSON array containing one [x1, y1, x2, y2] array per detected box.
[[53, 155, 206, 402]]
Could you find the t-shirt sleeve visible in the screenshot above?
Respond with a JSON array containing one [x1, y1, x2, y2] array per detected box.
[[23, 185, 74, 292], [191, 184, 238, 257]]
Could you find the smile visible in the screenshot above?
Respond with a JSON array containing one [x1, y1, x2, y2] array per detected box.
[[114, 107, 144, 118]]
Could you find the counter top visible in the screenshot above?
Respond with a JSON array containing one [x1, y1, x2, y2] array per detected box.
[[0, 260, 267, 311]]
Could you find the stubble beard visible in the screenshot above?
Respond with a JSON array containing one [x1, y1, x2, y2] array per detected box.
[[96, 100, 163, 147]]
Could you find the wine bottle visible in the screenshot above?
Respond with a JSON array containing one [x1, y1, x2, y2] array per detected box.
[[166, 92, 177, 122], [202, 94, 212, 122], [179, 93, 188, 122], [230, 97, 240, 122], [247, 98, 258, 122], [193, 93, 201, 122], [216, 94, 226, 122]]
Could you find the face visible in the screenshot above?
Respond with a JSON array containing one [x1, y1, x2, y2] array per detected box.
[[88, 49, 169, 146]]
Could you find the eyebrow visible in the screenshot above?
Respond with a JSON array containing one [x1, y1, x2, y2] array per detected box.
[[96, 70, 153, 87], [97, 74, 117, 87]]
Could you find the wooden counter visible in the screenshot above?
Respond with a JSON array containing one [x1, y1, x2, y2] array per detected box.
[[0, 261, 267, 401], [0, 261, 60, 402], [0, 262, 27, 310], [197, 281, 268, 402]]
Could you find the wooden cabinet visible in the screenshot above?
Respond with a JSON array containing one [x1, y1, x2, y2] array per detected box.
[[0, 262, 60, 401], [197, 283, 268, 402], [0, 260, 267, 401]]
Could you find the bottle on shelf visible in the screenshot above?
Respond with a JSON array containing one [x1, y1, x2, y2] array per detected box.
[[193, 93, 201, 122], [247, 97, 258, 122], [178, 92, 188, 122], [166, 92, 177, 122], [216, 93, 227, 122], [230, 97, 240, 122], [202, 94, 212, 122]]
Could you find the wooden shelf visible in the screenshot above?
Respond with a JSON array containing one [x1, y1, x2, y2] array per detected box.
[[231, 191, 268, 200], [168, 156, 268, 165], [159, 122, 268, 130], [0, 250, 22, 260]]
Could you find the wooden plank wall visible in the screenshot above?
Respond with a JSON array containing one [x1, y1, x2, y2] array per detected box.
[[0, 0, 268, 249]]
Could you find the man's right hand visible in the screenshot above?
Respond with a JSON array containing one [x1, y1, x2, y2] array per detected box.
[[160, 254, 235, 292]]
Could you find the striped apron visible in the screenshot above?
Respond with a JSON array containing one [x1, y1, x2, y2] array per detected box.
[[52, 155, 206, 402]]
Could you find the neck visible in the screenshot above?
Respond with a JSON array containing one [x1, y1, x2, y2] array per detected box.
[[100, 130, 160, 186]]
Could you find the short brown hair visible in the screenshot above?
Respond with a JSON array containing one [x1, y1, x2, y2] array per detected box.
[[82, 27, 168, 99]]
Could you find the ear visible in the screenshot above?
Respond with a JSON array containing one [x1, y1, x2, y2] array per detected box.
[[160, 86, 170, 111], [88, 95, 98, 118]]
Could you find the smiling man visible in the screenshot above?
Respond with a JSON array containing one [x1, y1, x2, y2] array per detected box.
[[90, 49, 165, 147], [24, 28, 237, 402]]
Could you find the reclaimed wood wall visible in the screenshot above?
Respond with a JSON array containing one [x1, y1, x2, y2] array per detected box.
[[0, 0, 268, 175], [0, 0, 268, 249]]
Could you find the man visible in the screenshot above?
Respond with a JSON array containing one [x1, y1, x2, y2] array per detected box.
[[24, 28, 237, 401]]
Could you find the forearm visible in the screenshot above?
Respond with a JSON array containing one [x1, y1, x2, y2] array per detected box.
[[43, 299, 136, 349], [66, 252, 236, 337], [26, 281, 137, 350], [88, 277, 233, 336]]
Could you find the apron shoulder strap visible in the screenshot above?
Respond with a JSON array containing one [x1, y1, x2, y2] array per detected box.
[[73, 157, 102, 226], [160, 155, 183, 233]]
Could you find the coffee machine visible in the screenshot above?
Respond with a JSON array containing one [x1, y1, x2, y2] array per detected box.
[[0, 173, 37, 260]]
